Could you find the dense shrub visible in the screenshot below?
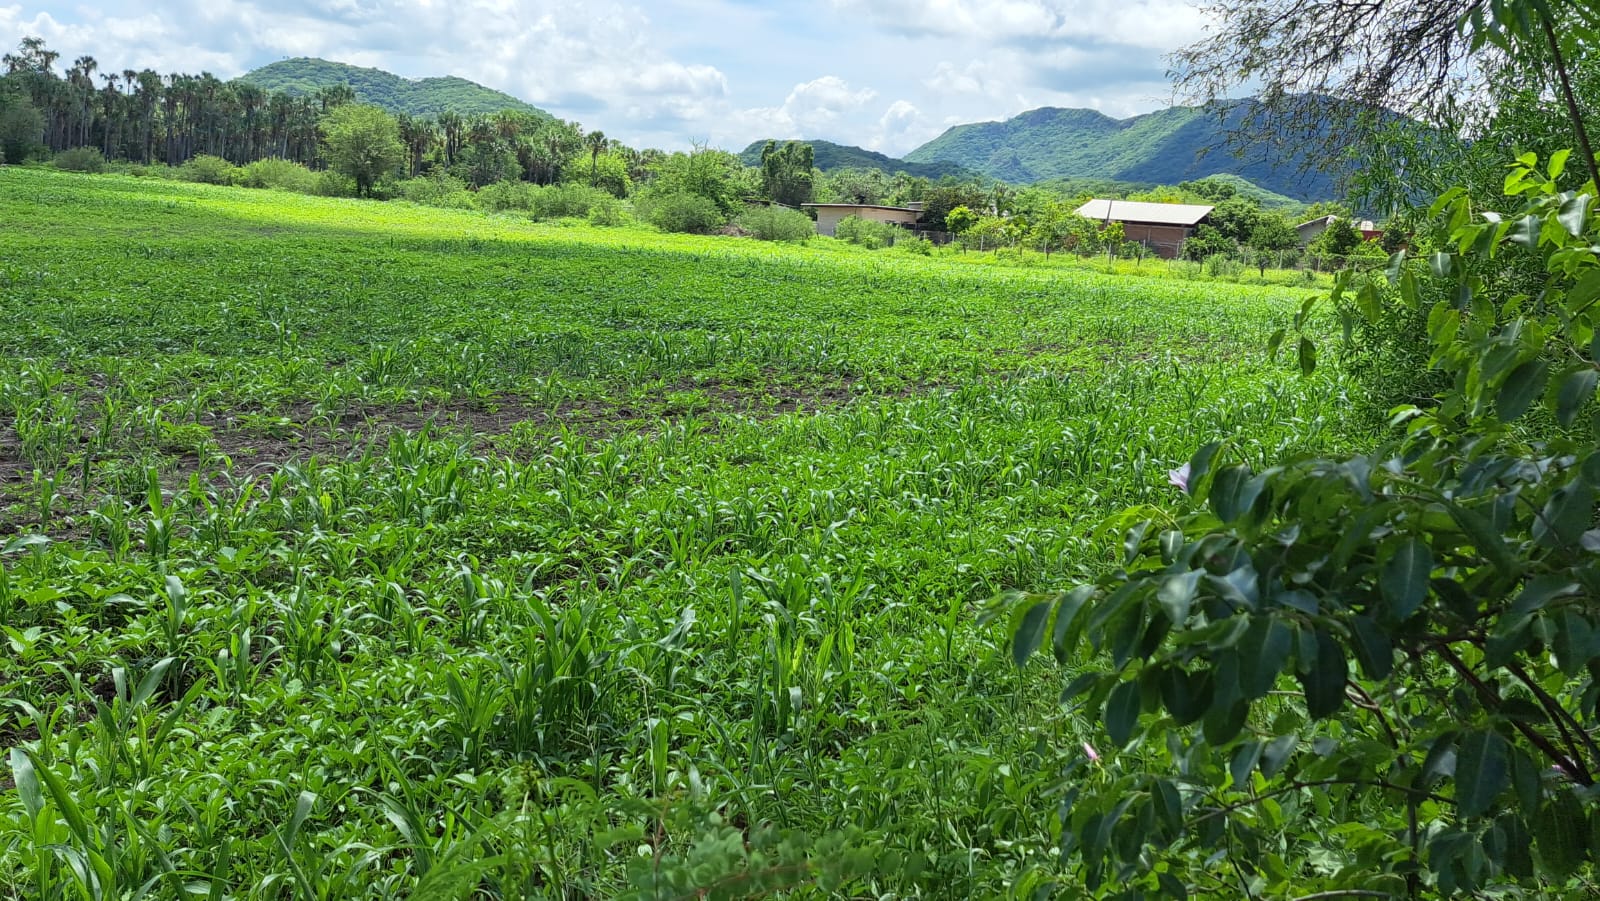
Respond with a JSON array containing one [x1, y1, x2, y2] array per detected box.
[[52, 147, 106, 173], [314, 171, 358, 198], [177, 154, 236, 185], [399, 172, 476, 209], [833, 215, 902, 249], [236, 158, 318, 194], [531, 183, 614, 221], [475, 179, 538, 212], [638, 190, 727, 234], [587, 197, 625, 226], [735, 205, 815, 242]]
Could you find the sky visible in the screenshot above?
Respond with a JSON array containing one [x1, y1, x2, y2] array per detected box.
[[0, 0, 1210, 156]]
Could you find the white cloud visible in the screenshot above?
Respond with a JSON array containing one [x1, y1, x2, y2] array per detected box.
[[1, 0, 1208, 154]]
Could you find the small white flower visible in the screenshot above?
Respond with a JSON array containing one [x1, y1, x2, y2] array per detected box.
[[1168, 462, 1191, 493]]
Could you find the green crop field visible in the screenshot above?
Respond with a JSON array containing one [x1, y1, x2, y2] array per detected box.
[[0, 168, 1351, 898]]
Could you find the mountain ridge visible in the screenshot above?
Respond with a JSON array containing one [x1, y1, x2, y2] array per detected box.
[[737, 139, 977, 180], [238, 58, 552, 119], [904, 99, 1345, 200]]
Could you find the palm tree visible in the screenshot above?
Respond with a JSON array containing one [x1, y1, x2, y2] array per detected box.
[[585, 129, 606, 187]]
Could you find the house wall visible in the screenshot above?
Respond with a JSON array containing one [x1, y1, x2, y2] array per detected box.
[[1120, 222, 1192, 259], [813, 207, 920, 237], [1297, 219, 1332, 245]]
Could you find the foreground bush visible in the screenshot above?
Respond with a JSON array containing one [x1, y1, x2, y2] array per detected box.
[[736, 205, 815, 242], [177, 154, 237, 185], [236, 158, 318, 194], [834, 215, 903, 249], [52, 147, 105, 173], [638, 190, 727, 234], [398, 172, 475, 209]]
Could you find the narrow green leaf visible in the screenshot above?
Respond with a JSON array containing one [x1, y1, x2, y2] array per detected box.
[[1455, 730, 1509, 818], [1051, 586, 1095, 665], [1238, 616, 1291, 700], [1010, 597, 1052, 667], [1104, 679, 1141, 748], [1296, 629, 1347, 719], [1297, 336, 1317, 376], [1556, 367, 1598, 426], [1209, 465, 1261, 523], [1266, 327, 1286, 360], [1380, 537, 1432, 620], [1348, 615, 1394, 681], [9, 748, 41, 821], [1496, 359, 1547, 421], [1156, 570, 1201, 624], [1534, 791, 1587, 878]]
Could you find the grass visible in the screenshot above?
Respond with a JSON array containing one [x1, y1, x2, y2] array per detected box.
[[0, 168, 1354, 898]]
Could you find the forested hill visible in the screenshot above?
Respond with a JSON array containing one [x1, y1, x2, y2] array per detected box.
[[738, 139, 978, 180], [238, 58, 552, 118], [904, 99, 1345, 201]]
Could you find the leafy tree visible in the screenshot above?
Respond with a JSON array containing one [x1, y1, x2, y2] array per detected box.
[[1247, 212, 1301, 272], [1207, 196, 1264, 245], [1179, 177, 1239, 201], [819, 167, 889, 204], [0, 82, 44, 163], [585, 128, 607, 187], [1180, 223, 1234, 261], [646, 144, 748, 216], [759, 140, 815, 208], [943, 205, 979, 235], [320, 103, 403, 197], [1007, 1, 1600, 895], [1309, 216, 1362, 260]]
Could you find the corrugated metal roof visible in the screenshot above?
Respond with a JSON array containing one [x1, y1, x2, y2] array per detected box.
[[1075, 199, 1214, 226], [802, 203, 920, 213]]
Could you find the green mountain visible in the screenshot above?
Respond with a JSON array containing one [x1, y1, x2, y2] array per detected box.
[[238, 58, 551, 119], [738, 139, 978, 180], [904, 100, 1344, 201], [1033, 173, 1305, 211]]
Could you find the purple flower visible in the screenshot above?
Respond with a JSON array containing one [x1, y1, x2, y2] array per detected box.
[[1168, 462, 1191, 494]]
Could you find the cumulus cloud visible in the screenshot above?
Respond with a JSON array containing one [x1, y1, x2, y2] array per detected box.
[[2, 0, 1207, 154]]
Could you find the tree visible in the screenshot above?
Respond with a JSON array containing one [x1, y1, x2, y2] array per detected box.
[[1206, 196, 1263, 245], [585, 128, 607, 187], [1006, 2, 1600, 895], [1247, 212, 1300, 273], [1171, 0, 1600, 202], [759, 140, 815, 208], [321, 103, 403, 197], [943, 205, 978, 236], [1308, 216, 1361, 261], [1179, 223, 1233, 261], [0, 83, 45, 163]]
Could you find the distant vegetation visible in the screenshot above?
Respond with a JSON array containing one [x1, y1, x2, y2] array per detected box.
[[239, 58, 552, 118], [738, 138, 977, 180], [904, 98, 1350, 201]]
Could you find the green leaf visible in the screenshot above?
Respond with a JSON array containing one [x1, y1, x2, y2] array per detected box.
[[1297, 336, 1317, 376], [1010, 596, 1052, 667], [1556, 190, 1590, 236], [1260, 734, 1297, 778], [1296, 629, 1347, 719], [1348, 615, 1394, 681], [1209, 465, 1261, 523], [9, 748, 41, 821], [1534, 482, 1593, 549], [1556, 367, 1598, 426], [1156, 570, 1201, 624], [1496, 359, 1547, 421], [1051, 586, 1095, 665], [1266, 327, 1286, 360], [1454, 730, 1509, 819], [1238, 616, 1291, 700], [1534, 791, 1588, 878], [1104, 679, 1141, 748], [1380, 537, 1432, 620]]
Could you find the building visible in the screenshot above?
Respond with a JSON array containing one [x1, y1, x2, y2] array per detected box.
[[1074, 199, 1215, 259], [1296, 214, 1339, 245], [803, 202, 922, 237], [1296, 215, 1384, 246]]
